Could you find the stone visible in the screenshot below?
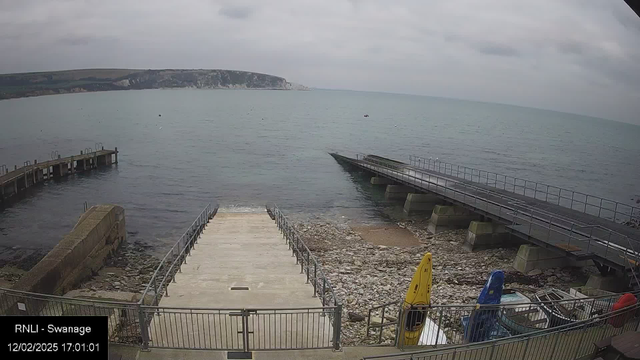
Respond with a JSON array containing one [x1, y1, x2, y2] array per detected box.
[[369, 316, 383, 325], [527, 269, 542, 276], [348, 312, 366, 322], [547, 276, 557, 283]]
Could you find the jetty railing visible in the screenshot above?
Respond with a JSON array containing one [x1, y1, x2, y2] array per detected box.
[[363, 301, 640, 360], [140, 203, 218, 307], [409, 155, 640, 224]]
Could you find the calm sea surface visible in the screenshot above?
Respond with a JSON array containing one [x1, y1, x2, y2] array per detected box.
[[1, 89, 639, 260]]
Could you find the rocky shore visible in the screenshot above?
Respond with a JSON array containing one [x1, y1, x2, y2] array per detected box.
[[76, 241, 160, 294], [295, 219, 594, 345]]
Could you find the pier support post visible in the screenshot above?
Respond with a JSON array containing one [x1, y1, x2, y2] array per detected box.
[[384, 185, 412, 200], [513, 245, 588, 273], [463, 221, 518, 251], [70, 158, 75, 174], [403, 193, 439, 214], [427, 205, 481, 233], [115, 147, 118, 164]]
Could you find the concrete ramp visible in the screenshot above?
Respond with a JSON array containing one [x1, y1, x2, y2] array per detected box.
[[148, 211, 334, 350], [159, 212, 318, 308]]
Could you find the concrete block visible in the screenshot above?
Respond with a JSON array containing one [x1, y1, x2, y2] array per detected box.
[[585, 274, 628, 293], [403, 193, 439, 214], [427, 205, 481, 233], [463, 221, 515, 251], [384, 185, 412, 200], [513, 244, 588, 273], [11, 205, 126, 298]]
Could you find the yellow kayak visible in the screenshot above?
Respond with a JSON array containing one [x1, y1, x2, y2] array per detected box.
[[401, 252, 433, 346]]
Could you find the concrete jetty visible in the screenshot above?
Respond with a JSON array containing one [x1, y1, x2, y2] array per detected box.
[[331, 152, 640, 291], [0, 147, 118, 205]]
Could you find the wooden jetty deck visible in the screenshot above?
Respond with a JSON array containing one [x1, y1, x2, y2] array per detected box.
[[1, 147, 118, 204]]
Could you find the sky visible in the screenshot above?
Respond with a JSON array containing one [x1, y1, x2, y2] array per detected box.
[[1, 0, 639, 124]]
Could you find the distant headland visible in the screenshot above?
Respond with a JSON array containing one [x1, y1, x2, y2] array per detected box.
[[0, 68, 309, 100]]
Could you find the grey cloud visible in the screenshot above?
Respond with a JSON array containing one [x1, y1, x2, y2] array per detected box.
[[219, 5, 252, 19], [58, 35, 91, 46], [556, 41, 585, 55], [474, 43, 520, 57]]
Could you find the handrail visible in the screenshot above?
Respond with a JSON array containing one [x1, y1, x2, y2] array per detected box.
[[348, 153, 640, 270], [409, 155, 640, 224], [268, 204, 340, 308], [363, 301, 640, 359], [140, 203, 218, 305]]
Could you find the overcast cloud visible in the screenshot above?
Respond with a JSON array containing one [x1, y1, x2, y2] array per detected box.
[[1, 0, 639, 124]]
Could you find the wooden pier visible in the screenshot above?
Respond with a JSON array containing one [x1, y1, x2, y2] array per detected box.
[[0, 147, 118, 205]]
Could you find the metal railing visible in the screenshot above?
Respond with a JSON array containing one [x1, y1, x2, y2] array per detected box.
[[409, 155, 640, 224], [141, 305, 339, 351], [0, 287, 143, 345], [270, 204, 341, 310], [366, 289, 637, 348], [269, 204, 342, 350], [0, 286, 340, 351], [363, 301, 640, 360], [350, 154, 640, 274], [141, 203, 218, 307]]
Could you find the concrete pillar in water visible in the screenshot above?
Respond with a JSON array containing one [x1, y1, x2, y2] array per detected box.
[[463, 221, 517, 251], [427, 205, 481, 233], [384, 185, 412, 200], [370, 176, 394, 185], [403, 193, 440, 214], [115, 147, 118, 164]]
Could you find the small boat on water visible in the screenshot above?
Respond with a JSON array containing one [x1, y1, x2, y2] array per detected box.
[[534, 288, 584, 327], [498, 290, 549, 334]]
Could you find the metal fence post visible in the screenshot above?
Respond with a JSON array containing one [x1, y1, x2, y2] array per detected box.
[[434, 307, 443, 348], [313, 263, 317, 297], [574, 322, 589, 359], [138, 305, 150, 350], [488, 342, 497, 360], [333, 304, 342, 350], [322, 279, 326, 307], [305, 249, 310, 282]]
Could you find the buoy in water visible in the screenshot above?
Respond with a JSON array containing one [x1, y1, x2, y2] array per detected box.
[[159, 114, 162, 117]]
